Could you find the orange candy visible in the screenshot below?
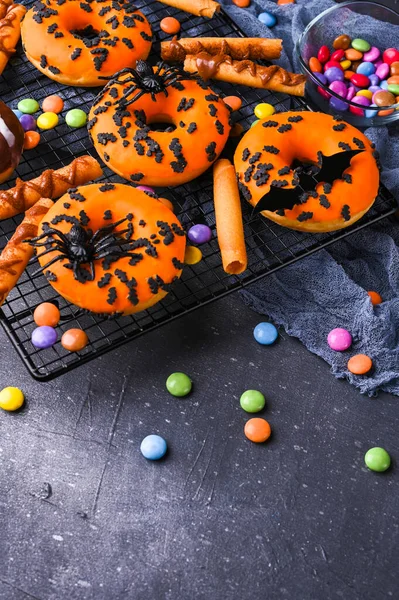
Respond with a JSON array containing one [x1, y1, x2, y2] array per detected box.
[[42, 95, 64, 114], [387, 75, 399, 85], [23, 130, 40, 150], [232, 0, 251, 6], [367, 291, 382, 305], [345, 49, 363, 61], [244, 418, 271, 443], [33, 302, 60, 327], [223, 95, 242, 111], [61, 328, 89, 352], [309, 57, 322, 73], [347, 354, 373, 375], [158, 197, 174, 211], [344, 70, 355, 80], [160, 17, 181, 35], [278, 0, 295, 4]]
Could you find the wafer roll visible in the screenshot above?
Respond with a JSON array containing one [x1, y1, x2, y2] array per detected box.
[[0, 198, 53, 305], [161, 37, 282, 62], [0, 0, 13, 19], [184, 53, 306, 96], [0, 155, 103, 220], [157, 0, 220, 18], [213, 159, 247, 275], [0, 3, 26, 76]]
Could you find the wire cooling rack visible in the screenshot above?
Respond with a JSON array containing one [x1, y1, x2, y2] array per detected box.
[[0, 0, 397, 380]]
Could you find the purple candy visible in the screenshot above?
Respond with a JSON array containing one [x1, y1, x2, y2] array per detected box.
[[325, 66, 344, 83], [329, 96, 348, 112], [187, 224, 212, 244], [327, 328, 352, 352], [313, 72, 327, 85], [19, 114, 36, 132], [352, 95, 371, 107], [369, 86, 381, 94], [346, 84, 356, 101], [31, 326, 57, 349], [376, 63, 390, 79], [329, 80, 347, 97], [368, 73, 380, 86], [363, 46, 380, 62], [136, 185, 155, 194]]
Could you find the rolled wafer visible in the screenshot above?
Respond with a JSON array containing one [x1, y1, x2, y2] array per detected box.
[[161, 37, 282, 62], [184, 53, 306, 96], [0, 155, 103, 220], [0, 0, 13, 19], [0, 3, 26, 76], [213, 159, 247, 275], [157, 0, 220, 18], [0, 198, 53, 305]]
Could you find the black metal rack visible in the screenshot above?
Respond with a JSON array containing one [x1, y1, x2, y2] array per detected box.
[[0, 0, 397, 380]]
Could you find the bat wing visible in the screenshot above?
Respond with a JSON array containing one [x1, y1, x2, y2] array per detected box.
[[314, 149, 363, 185], [254, 185, 302, 214]]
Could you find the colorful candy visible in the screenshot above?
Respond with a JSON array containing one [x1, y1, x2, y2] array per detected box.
[[351, 38, 370, 53], [254, 102, 275, 118], [309, 57, 322, 73], [65, 109, 87, 128], [325, 67, 344, 83], [244, 418, 272, 443], [184, 246, 202, 264], [258, 12, 276, 27], [140, 435, 167, 460], [42, 95, 64, 114], [160, 16, 181, 34], [350, 73, 370, 88], [374, 91, 395, 107], [136, 185, 155, 194], [383, 48, 399, 65], [19, 114, 36, 132], [17, 98, 39, 114], [34, 302, 60, 327], [0, 386, 24, 411], [367, 291, 382, 305], [187, 224, 212, 244], [37, 112, 59, 130], [356, 62, 375, 76], [318, 45, 330, 64], [31, 325, 57, 349], [166, 372, 192, 397], [223, 96, 242, 111], [347, 354, 373, 375], [331, 49, 344, 62], [232, 0, 251, 6], [253, 322, 278, 345], [364, 447, 391, 472], [363, 47, 380, 62], [23, 131, 40, 150], [388, 83, 399, 95], [327, 328, 352, 351], [240, 390, 266, 413], [61, 329, 89, 352], [333, 35, 351, 50]]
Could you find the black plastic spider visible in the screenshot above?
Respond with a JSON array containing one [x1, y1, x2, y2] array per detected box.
[[107, 60, 191, 107], [26, 215, 142, 284]]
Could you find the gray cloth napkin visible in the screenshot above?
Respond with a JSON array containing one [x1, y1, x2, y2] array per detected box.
[[221, 0, 399, 396]]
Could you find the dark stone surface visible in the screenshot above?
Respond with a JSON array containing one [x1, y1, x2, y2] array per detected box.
[[0, 293, 397, 600]]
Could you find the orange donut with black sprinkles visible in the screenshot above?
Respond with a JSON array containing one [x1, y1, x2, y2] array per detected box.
[[27, 184, 186, 316], [88, 60, 232, 186], [21, 0, 153, 86], [234, 111, 380, 233]]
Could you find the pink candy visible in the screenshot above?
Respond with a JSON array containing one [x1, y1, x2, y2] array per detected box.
[[327, 328, 352, 352], [376, 63, 390, 79], [329, 80, 347, 97], [363, 46, 380, 62], [346, 84, 356, 101]]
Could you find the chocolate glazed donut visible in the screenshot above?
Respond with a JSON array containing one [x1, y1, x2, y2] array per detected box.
[[0, 101, 24, 184]]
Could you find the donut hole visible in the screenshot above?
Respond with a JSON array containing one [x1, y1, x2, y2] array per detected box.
[[69, 24, 101, 42], [147, 115, 177, 133]]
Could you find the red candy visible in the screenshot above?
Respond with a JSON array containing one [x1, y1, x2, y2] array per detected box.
[[331, 49, 345, 62], [349, 105, 364, 116], [383, 48, 399, 65], [317, 86, 331, 100], [324, 60, 343, 71], [350, 73, 370, 88], [318, 45, 330, 64]]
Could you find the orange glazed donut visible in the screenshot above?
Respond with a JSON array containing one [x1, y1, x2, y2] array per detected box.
[[234, 111, 380, 233], [27, 183, 186, 316], [21, 0, 152, 87], [88, 61, 232, 186]]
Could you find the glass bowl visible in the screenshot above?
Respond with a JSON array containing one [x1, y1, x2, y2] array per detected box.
[[296, 1, 399, 127]]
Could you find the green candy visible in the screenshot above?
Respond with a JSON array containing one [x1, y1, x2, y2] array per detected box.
[[364, 447, 391, 472], [18, 99, 39, 114], [351, 38, 370, 52], [166, 372, 192, 397], [240, 390, 266, 413], [65, 109, 87, 128], [388, 84, 399, 96], [250, 120, 259, 128]]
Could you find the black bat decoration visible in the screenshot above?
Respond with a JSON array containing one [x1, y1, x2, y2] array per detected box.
[[254, 149, 363, 214]]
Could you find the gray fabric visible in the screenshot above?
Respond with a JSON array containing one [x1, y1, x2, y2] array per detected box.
[[221, 0, 399, 395]]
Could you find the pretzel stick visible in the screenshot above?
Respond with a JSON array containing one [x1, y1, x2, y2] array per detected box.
[[0, 155, 103, 220], [0, 3, 26, 76], [0, 198, 53, 305], [0, 0, 13, 19], [161, 37, 282, 62], [184, 53, 306, 96], [213, 159, 247, 275], [156, 0, 220, 18]]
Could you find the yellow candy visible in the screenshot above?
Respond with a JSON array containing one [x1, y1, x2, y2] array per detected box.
[[254, 103, 275, 119], [340, 59, 351, 70], [356, 89, 373, 100], [0, 387, 24, 411], [37, 112, 59, 130], [184, 246, 202, 265]]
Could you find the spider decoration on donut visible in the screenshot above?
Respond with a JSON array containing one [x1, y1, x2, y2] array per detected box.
[[28, 216, 140, 283]]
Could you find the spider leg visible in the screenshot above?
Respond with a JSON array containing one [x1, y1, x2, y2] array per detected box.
[[116, 87, 145, 107], [33, 254, 67, 276], [28, 228, 71, 246], [36, 243, 68, 259]]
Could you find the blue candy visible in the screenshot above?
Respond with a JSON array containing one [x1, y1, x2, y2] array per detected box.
[[253, 322, 278, 346], [365, 104, 379, 119], [356, 61, 375, 76], [380, 80, 389, 90], [368, 73, 380, 87], [12, 109, 23, 119], [258, 12, 277, 27], [140, 435, 167, 460]]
